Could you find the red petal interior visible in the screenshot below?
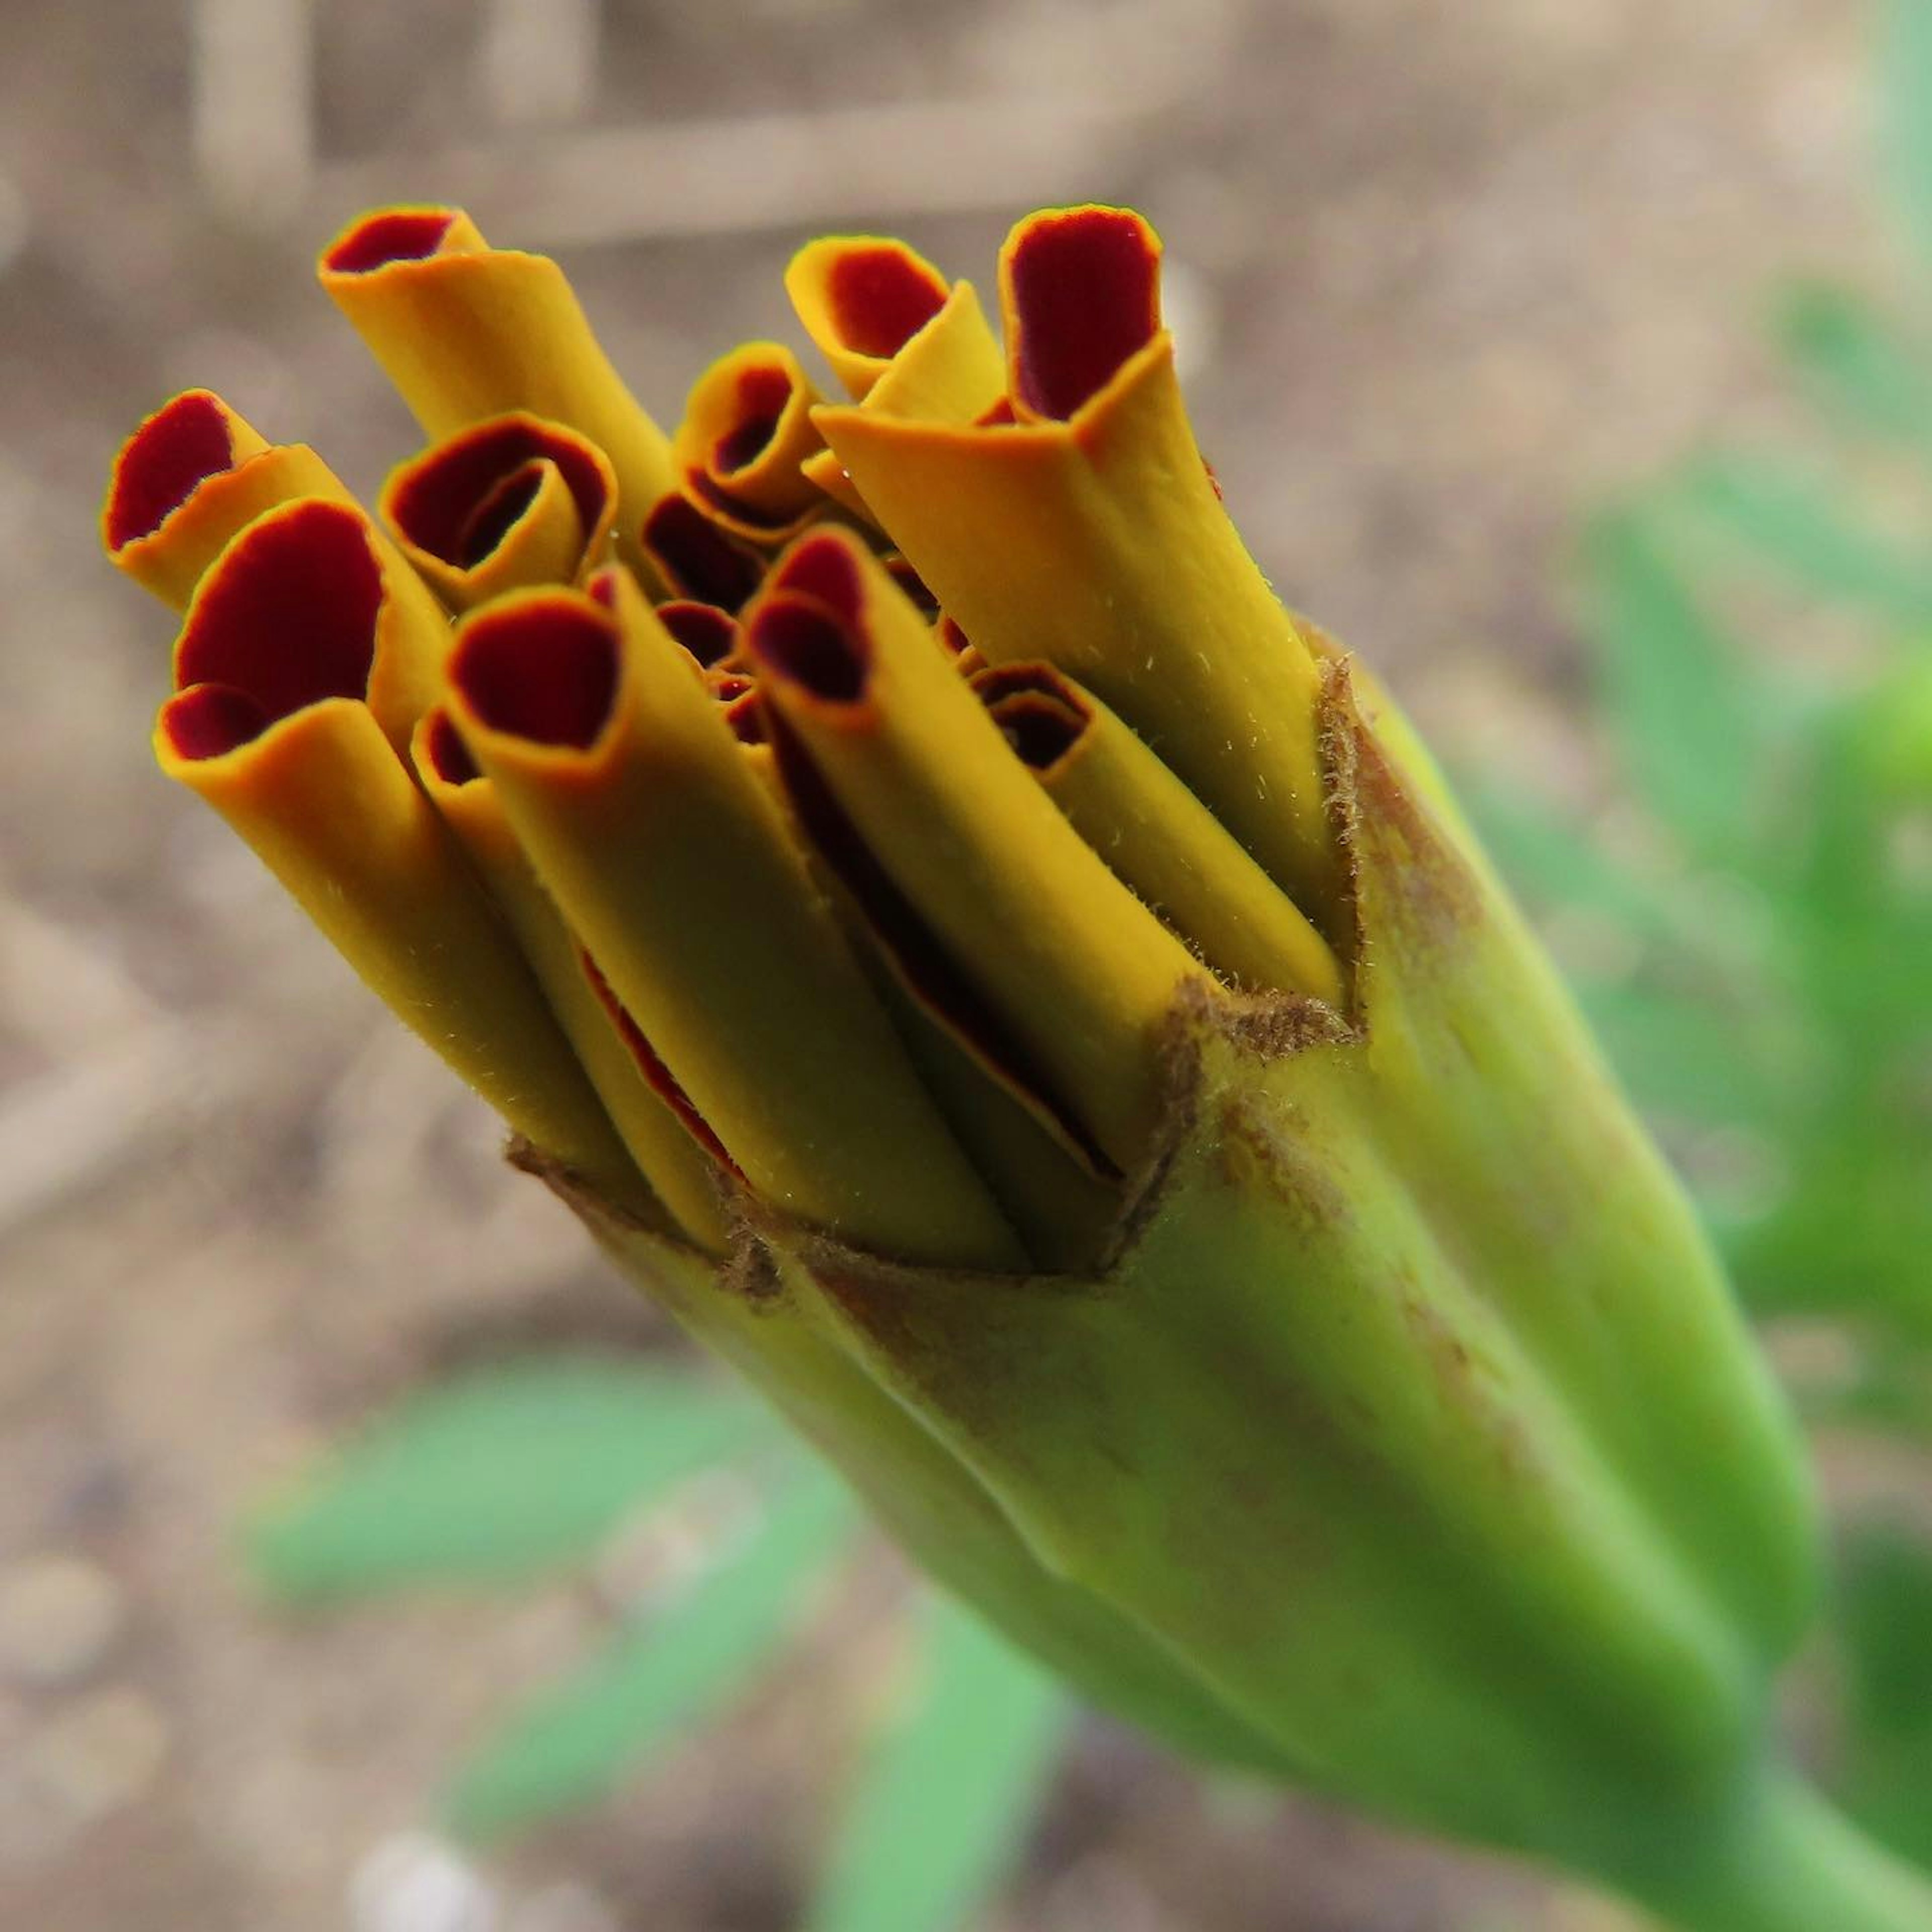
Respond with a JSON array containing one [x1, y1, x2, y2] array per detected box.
[[160, 684, 272, 761], [988, 689, 1087, 769], [175, 500, 381, 721], [722, 689, 766, 745], [391, 419, 609, 568], [710, 365, 794, 476], [657, 600, 740, 668], [1007, 208, 1161, 420], [747, 594, 869, 704], [970, 661, 1081, 705], [422, 708, 482, 786], [827, 246, 947, 358], [324, 209, 457, 275], [639, 495, 766, 611], [769, 530, 862, 625], [106, 390, 237, 551], [973, 663, 1093, 769], [457, 463, 547, 567], [452, 600, 619, 751]]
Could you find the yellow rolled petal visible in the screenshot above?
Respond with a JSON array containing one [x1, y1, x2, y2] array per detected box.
[[974, 663, 1344, 1006], [797, 449, 873, 522], [746, 527, 1205, 1175], [156, 689, 645, 1208], [382, 412, 617, 610], [997, 205, 1164, 424], [412, 711, 731, 1252], [103, 389, 359, 610], [728, 691, 1119, 1269], [877, 973, 1125, 1272], [173, 497, 450, 759], [817, 207, 1341, 935], [442, 570, 1023, 1268], [783, 236, 951, 400], [796, 277, 1006, 522], [860, 279, 1006, 424], [672, 342, 827, 538], [318, 206, 674, 581]]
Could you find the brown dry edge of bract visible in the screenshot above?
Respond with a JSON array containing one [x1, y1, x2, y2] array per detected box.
[[511, 659, 1480, 1303]]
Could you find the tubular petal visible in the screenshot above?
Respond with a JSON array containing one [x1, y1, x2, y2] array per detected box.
[[656, 599, 742, 668], [976, 662, 1344, 1004], [785, 236, 951, 399], [442, 572, 1023, 1268], [173, 498, 451, 757], [319, 205, 674, 583], [798, 278, 1007, 520], [747, 527, 1205, 1173], [672, 342, 828, 537], [383, 412, 617, 608], [156, 692, 645, 1209], [412, 710, 731, 1251], [103, 389, 363, 611], [817, 333, 1341, 933], [1001, 206, 1164, 423]]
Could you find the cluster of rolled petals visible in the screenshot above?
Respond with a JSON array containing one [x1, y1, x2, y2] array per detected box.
[[102, 205, 1932, 1932]]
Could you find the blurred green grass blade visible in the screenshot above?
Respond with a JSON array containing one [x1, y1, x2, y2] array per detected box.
[[1669, 453, 1932, 619], [1841, 1528, 1932, 1742], [449, 1465, 856, 1840], [1880, 0, 1932, 270], [804, 1594, 1067, 1932], [1772, 281, 1932, 443], [1578, 982, 1769, 1126], [1459, 785, 1670, 936], [1836, 1523, 1932, 1867], [249, 1357, 770, 1600], [1580, 511, 1763, 856], [1796, 1353, 1932, 1445], [1855, 651, 1932, 797]]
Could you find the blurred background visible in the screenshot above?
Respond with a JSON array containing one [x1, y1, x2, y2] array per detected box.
[[4, 1, 1929, 1928]]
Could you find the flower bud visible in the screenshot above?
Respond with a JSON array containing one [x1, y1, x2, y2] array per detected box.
[[103, 200, 1932, 1932]]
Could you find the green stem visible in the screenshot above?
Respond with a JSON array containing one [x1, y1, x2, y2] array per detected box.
[[1628, 1774, 1932, 1932]]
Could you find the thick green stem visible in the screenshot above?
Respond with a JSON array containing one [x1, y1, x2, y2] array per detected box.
[[1629, 1775, 1932, 1932]]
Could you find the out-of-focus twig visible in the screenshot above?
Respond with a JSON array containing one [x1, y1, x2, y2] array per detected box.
[[190, 0, 317, 225]]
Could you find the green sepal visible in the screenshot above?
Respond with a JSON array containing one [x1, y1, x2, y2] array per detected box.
[[528, 669, 1821, 1889]]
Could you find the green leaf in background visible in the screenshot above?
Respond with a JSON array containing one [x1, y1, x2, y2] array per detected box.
[[1880, 0, 1932, 270], [1667, 452, 1932, 620], [1772, 280, 1932, 445], [1854, 649, 1932, 796], [448, 1462, 856, 1839], [248, 1356, 771, 1599], [1574, 981, 1773, 1129], [1834, 1523, 1932, 1868], [1459, 784, 1671, 939], [1579, 511, 1766, 858], [804, 1593, 1068, 1932], [1796, 1353, 1932, 1447]]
